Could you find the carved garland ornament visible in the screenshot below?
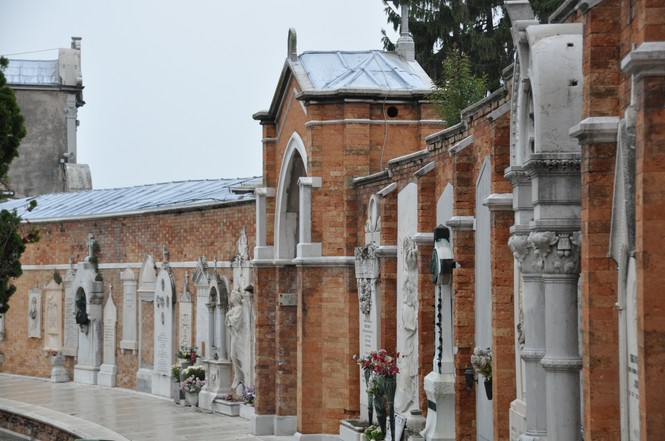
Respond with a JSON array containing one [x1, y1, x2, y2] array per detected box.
[[354, 244, 379, 316]]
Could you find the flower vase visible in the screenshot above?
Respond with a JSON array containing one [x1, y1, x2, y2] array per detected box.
[[484, 379, 492, 400], [172, 379, 181, 405], [50, 353, 69, 383], [364, 369, 373, 425], [373, 393, 387, 436], [383, 376, 397, 439], [185, 390, 200, 407]]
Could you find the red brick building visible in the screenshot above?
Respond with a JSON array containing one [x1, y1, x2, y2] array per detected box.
[[1, 1, 664, 440]]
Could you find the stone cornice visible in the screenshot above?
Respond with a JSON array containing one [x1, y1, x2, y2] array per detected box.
[[569, 116, 620, 144], [621, 42, 665, 79], [483, 193, 514, 212], [445, 216, 475, 231]]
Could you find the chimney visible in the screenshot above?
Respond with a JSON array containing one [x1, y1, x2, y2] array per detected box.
[[395, 2, 415, 61], [71, 36, 82, 50]]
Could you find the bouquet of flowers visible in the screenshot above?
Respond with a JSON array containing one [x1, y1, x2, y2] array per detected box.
[[369, 349, 399, 377], [176, 345, 200, 363], [242, 386, 256, 405], [180, 365, 206, 393], [471, 347, 492, 380], [353, 353, 375, 372]]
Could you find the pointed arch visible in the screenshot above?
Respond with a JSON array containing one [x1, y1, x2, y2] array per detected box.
[[274, 132, 308, 259]]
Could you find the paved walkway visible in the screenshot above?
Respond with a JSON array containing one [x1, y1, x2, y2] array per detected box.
[[0, 374, 292, 441]]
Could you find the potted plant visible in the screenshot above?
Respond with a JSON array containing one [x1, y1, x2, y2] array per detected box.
[[180, 365, 206, 407], [364, 424, 384, 441], [471, 347, 492, 400], [242, 386, 255, 406], [171, 364, 182, 404]]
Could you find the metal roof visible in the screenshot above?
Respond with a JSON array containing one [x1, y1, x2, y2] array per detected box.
[[298, 50, 432, 91], [0, 177, 261, 222], [5, 59, 59, 85]]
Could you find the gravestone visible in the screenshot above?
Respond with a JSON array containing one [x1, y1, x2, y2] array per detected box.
[[136, 255, 156, 393], [178, 273, 193, 350], [152, 248, 176, 398], [27, 289, 42, 339], [475, 159, 493, 441], [395, 183, 419, 414], [119, 267, 138, 353], [62, 268, 78, 356], [354, 242, 381, 420], [98, 288, 117, 387], [43, 279, 63, 351], [193, 257, 210, 358], [0, 312, 4, 341], [72, 262, 104, 385]]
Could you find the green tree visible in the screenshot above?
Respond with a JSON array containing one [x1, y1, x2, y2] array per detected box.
[[0, 56, 39, 315], [429, 49, 487, 125], [381, 0, 564, 91]]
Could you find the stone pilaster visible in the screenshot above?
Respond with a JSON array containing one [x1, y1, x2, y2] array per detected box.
[[508, 234, 547, 441]]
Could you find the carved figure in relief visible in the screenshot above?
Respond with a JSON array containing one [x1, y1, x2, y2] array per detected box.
[[397, 236, 419, 412], [28, 296, 38, 334], [227, 288, 247, 391]]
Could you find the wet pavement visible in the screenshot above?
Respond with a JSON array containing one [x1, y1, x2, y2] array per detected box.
[[0, 374, 293, 441]]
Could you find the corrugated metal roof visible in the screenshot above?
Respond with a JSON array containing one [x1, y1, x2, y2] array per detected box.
[[0, 177, 261, 222], [299, 51, 432, 91], [5, 59, 59, 85]]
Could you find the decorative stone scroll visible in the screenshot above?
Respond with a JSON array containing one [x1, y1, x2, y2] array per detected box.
[[28, 289, 42, 339]]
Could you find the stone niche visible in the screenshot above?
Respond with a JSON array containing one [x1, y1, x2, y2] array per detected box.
[[71, 262, 104, 385]]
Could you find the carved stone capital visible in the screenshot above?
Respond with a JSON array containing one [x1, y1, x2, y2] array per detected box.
[[527, 231, 581, 275], [504, 167, 531, 187]]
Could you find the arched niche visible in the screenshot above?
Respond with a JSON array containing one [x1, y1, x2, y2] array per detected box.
[[209, 274, 230, 360], [274, 132, 308, 259]]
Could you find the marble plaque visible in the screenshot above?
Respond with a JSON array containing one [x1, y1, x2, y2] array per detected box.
[[43, 279, 63, 351], [28, 289, 42, 339], [120, 268, 138, 351], [179, 290, 193, 349], [62, 269, 78, 356], [103, 294, 117, 365], [152, 265, 175, 398]]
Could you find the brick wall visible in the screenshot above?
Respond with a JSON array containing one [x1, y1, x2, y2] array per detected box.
[[0, 202, 255, 386]]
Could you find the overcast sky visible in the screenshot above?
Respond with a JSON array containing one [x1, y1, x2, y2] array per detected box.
[[0, 1, 400, 189]]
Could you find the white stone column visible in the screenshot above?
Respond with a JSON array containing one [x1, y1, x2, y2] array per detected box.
[[526, 155, 583, 441], [509, 233, 547, 441], [296, 177, 322, 259], [254, 187, 275, 260]]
